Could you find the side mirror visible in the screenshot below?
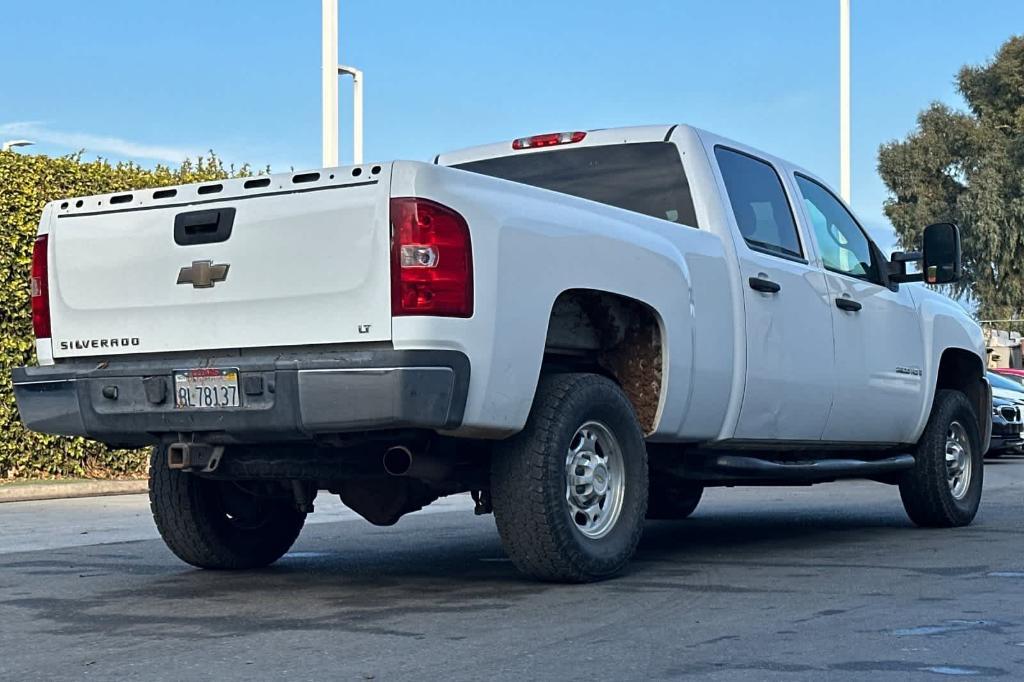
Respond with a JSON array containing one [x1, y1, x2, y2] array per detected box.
[[887, 222, 962, 285], [922, 222, 962, 284]]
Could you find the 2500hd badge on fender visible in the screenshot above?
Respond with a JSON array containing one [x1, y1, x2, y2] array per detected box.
[[13, 124, 990, 582]]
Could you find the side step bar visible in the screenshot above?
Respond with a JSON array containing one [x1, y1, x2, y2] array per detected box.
[[708, 454, 916, 480], [661, 452, 916, 485]]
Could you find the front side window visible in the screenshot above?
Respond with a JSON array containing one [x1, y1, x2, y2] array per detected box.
[[795, 175, 878, 282], [714, 147, 803, 259]]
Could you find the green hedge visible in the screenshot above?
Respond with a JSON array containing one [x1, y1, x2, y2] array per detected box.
[[0, 151, 260, 479]]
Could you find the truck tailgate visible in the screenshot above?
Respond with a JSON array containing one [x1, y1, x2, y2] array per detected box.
[[47, 168, 392, 358]]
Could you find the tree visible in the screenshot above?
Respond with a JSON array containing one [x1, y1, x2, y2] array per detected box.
[[878, 35, 1024, 320]]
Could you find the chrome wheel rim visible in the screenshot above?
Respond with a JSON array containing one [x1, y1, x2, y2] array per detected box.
[[565, 421, 625, 539], [945, 420, 972, 500]]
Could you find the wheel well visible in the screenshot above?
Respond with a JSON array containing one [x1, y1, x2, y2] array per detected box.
[[935, 348, 986, 433], [542, 289, 663, 433]]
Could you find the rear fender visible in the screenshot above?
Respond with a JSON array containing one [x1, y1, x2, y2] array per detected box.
[[389, 161, 730, 438]]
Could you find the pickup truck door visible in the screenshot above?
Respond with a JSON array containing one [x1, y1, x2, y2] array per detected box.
[[714, 147, 836, 441], [793, 174, 926, 444]]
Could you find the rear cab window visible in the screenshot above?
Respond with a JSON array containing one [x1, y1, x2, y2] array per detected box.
[[453, 142, 699, 228], [714, 146, 804, 261]]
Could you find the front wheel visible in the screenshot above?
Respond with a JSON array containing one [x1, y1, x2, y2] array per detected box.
[[149, 446, 306, 569], [491, 373, 648, 582], [899, 389, 983, 528]]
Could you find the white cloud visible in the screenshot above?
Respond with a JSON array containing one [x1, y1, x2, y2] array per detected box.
[[0, 121, 201, 163]]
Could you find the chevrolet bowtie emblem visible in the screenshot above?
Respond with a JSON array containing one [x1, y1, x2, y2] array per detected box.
[[177, 260, 230, 288]]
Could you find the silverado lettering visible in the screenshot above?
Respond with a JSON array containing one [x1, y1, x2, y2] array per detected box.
[[59, 337, 140, 351]]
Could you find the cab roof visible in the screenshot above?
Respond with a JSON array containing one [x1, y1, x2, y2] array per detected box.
[[434, 122, 837, 209], [435, 124, 677, 167]]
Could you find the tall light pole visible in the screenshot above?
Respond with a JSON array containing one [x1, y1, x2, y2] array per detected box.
[[322, 0, 339, 167], [839, 0, 851, 203], [322, 0, 364, 167], [2, 139, 34, 152]]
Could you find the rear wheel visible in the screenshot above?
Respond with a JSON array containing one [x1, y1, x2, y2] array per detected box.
[[491, 373, 648, 582], [149, 446, 306, 569], [899, 390, 983, 528]]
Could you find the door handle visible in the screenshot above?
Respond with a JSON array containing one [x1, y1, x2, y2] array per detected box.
[[835, 297, 862, 312], [748, 276, 781, 294]]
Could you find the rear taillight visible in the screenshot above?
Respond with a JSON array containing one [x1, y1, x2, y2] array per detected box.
[[390, 197, 473, 317], [30, 234, 51, 338], [512, 131, 586, 150]]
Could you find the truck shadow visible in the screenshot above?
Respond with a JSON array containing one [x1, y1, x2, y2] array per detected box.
[[985, 452, 1024, 464], [2, 500, 960, 641]]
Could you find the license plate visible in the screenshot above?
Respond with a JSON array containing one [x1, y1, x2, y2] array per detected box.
[[173, 368, 240, 409]]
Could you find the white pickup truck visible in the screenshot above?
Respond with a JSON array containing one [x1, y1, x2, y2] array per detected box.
[[14, 124, 990, 582]]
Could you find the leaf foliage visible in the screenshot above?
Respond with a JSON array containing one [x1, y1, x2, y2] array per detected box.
[[0, 151, 261, 479], [879, 35, 1024, 319]]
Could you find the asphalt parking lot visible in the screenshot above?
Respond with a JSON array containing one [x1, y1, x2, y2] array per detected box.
[[2, 456, 1023, 681]]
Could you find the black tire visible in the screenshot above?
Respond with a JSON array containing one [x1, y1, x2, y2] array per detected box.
[[647, 479, 703, 520], [491, 373, 648, 582], [899, 389, 983, 528], [149, 446, 306, 569]]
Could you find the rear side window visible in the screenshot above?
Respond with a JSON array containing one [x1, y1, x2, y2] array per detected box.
[[714, 147, 803, 259], [453, 142, 699, 227]]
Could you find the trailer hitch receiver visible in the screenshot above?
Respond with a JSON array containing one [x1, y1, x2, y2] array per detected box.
[[167, 443, 224, 472]]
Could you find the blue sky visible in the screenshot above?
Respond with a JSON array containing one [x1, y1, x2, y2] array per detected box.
[[2, 1, 1022, 251]]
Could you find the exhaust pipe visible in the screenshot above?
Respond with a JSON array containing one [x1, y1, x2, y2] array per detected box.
[[382, 445, 452, 482], [382, 445, 415, 476]]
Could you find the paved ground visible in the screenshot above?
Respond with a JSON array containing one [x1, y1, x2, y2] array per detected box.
[[1, 457, 1023, 681]]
